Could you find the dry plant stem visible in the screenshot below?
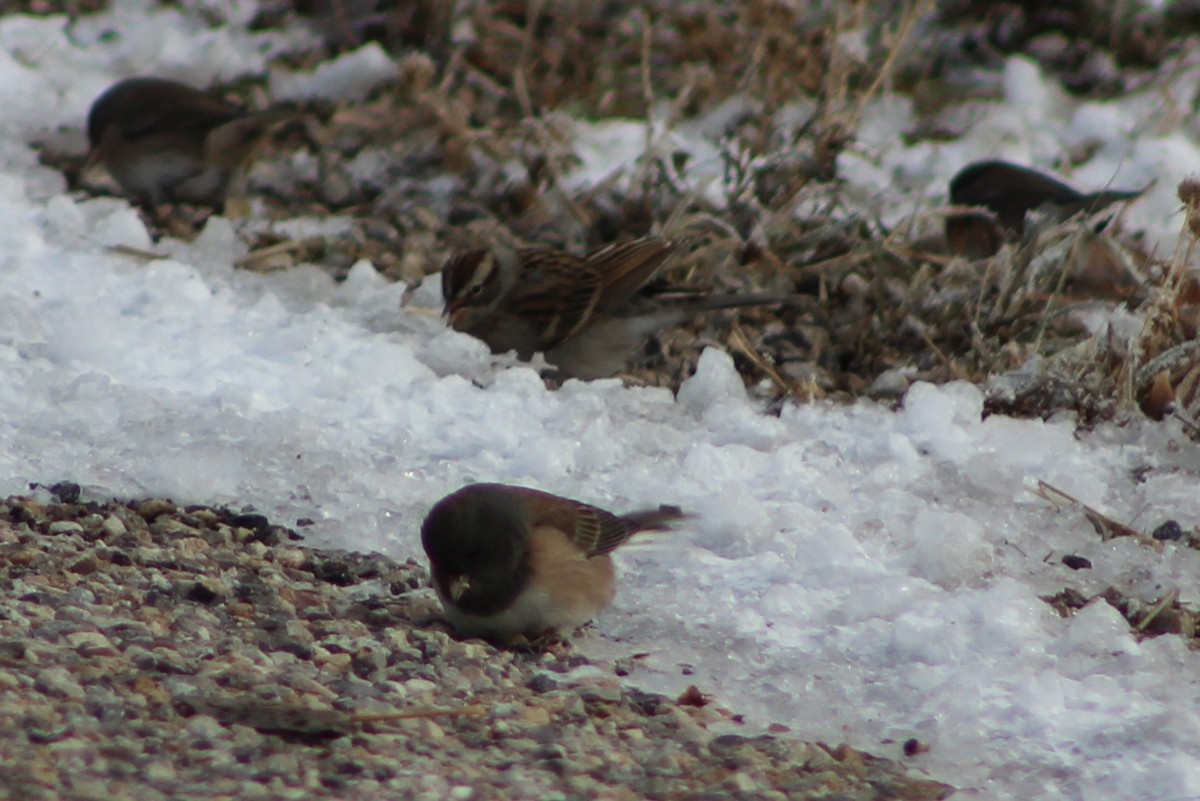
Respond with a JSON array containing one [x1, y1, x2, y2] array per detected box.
[[918, 325, 968, 381], [737, 25, 771, 94], [1094, 185, 1200, 421], [104, 243, 164, 262], [1032, 480, 1163, 552], [752, 242, 795, 276], [728, 321, 796, 397], [1028, 230, 1079, 356], [631, 11, 657, 196], [437, 46, 465, 96], [1134, 588, 1181, 633], [641, 12, 654, 111], [1135, 194, 1200, 368], [514, 0, 543, 119], [1135, 341, 1200, 393], [235, 239, 306, 269], [975, 248, 1016, 327], [790, 250, 868, 276], [329, 0, 360, 48], [989, 247, 1027, 325], [850, 0, 934, 123], [823, 3, 853, 114], [533, 122, 595, 230], [465, 62, 509, 101], [1172, 409, 1200, 434], [968, 321, 995, 367]]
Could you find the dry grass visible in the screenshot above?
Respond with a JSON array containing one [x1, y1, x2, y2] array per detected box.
[[41, 0, 1200, 429]]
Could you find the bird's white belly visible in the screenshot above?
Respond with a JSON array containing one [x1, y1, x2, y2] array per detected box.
[[437, 583, 601, 639]]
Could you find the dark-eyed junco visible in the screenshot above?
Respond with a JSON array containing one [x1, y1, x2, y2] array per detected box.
[[86, 76, 303, 210], [420, 483, 688, 639], [441, 236, 797, 379], [946, 159, 1142, 258]]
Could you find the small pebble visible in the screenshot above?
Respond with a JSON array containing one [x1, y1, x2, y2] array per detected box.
[[34, 667, 85, 699], [101, 515, 127, 537], [1152, 520, 1184, 541], [0, 491, 952, 800]]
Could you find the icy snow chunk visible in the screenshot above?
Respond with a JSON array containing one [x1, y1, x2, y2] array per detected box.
[[417, 329, 500, 381], [259, 264, 339, 309], [1083, 754, 1200, 801], [44, 195, 153, 251], [685, 483, 772, 558], [162, 216, 244, 275], [677, 348, 745, 413], [1066, 102, 1135, 152], [1070, 304, 1142, 340], [887, 610, 972, 667], [407, 273, 445, 311], [868, 367, 913, 398], [681, 350, 782, 448], [270, 43, 396, 102], [1058, 599, 1141, 658], [689, 96, 757, 140], [1004, 57, 1057, 121], [904, 508, 992, 588], [570, 416, 626, 472], [906, 381, 984, 424], [0, 32, 60, 133], [898, 381, 983, 462], [334, 260, 390, 304], [144, 442, 247, 498], [562, 119, 649, 191], [885, 431, 922, 466], [344, 148, 394, 188]]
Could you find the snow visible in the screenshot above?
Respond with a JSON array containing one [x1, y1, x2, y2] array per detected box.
[[841, 54, 1195, 252], [270, 43, 397, 102], [3, 4, 1200, 799]]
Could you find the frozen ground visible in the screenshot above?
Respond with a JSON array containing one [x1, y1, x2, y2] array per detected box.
[[2, 4, 1200, 799]]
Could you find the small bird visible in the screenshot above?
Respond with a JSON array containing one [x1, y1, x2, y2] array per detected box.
[[441, 236, 794, 379], [946, 160, 1142, 258], [86, 76, 302, 210], [421, 483, 688, 640]]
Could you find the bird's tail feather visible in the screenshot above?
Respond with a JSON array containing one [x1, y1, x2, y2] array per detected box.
[[622, 505, 691, 533]]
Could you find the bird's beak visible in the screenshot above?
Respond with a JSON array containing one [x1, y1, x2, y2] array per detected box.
[[448, 575, 470, 602], [444, 302, 475, 330]]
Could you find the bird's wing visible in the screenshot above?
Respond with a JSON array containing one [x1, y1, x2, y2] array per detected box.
[[566, 502, 638, 558], [121, 95, 242, 141], [585, 238, 678, 319], [502, 249, 605, 349], [949, 161, 1084, 230], [521, 488, 633, 558]]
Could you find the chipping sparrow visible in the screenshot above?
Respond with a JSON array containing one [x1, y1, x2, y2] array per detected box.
[[441, 236, 794, 379]]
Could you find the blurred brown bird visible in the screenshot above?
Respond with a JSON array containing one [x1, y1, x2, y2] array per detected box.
[[441, 237, 796, 380], [86, 76, 303, 211], [946, 160, 1143, 259], [421, 483, 689, 639]]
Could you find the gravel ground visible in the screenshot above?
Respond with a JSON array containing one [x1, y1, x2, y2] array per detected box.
[[0, 486, 952, 800]]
